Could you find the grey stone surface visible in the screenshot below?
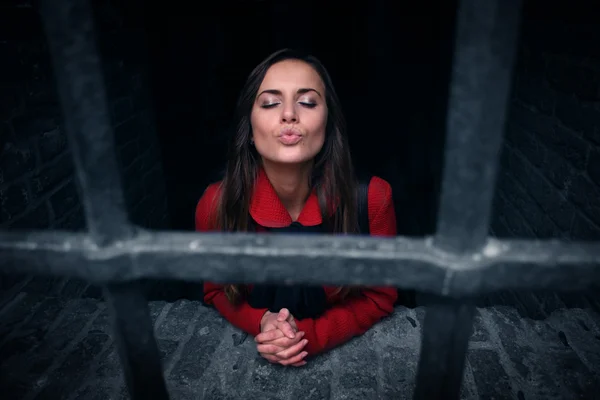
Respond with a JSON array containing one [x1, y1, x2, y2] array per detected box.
[[1, 286, 599, 400]]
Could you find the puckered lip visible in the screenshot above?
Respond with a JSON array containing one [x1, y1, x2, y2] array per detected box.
[[278, 127, 303, 137]]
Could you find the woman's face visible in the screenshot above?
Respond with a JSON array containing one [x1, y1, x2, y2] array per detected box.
[[250, 59, 327, 166]]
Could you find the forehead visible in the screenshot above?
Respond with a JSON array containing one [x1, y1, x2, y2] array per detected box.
[[259, 60, 325, 92]]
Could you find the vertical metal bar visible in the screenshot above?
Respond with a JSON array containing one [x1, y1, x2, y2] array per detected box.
[[38, 0, 133, 245], [414, 1, 522, 399], [413, 297, 475, 400], [104, 283, 170, 400], [38, 1, 168, 398], [434, 0, 522, 254]]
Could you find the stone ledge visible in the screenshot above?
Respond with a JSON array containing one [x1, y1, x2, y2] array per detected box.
[[0, 290, 599, 400]]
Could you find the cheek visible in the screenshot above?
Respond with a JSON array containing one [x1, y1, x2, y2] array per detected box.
[[312, 112, 327, 141], [250, 112, 260, 134], [251, 112, 278, 142]]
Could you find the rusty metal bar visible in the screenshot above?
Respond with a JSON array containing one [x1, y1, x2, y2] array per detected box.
[[0, 231, 598, 295], [415, 0, 523, 399], [38, 0, 133, 245], [433, 0, 522, 255], [37, 1, 166, 399], [414, 296, 475, 400], [104, 282, 170, 400]]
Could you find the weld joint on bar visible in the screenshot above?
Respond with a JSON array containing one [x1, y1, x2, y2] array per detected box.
[[428, 237, 510, 270]]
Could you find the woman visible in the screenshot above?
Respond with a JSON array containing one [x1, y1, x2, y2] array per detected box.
[[195, 49, 397, 367]]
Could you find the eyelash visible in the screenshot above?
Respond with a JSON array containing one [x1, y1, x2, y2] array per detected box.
[[261, 102, 317, 109]]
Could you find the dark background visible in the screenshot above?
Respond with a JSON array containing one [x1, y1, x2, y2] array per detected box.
[[1, 0, 599, 305], [0, 1, 599, 398], [2, 0, 599, 244], [143, 0, 457, 235]]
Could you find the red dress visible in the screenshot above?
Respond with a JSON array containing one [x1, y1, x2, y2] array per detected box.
[[195, 168, 398, 356]]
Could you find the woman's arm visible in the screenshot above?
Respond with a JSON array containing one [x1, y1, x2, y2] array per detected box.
[[196, 184, 269, 337], [203, 282, 269, 337], [295, 176, 398, 356], [294, 286, 397, 356]]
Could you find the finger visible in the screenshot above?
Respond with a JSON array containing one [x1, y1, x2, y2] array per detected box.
[[277, 308, 289, 322], [260, 353, 280, 364], [256, 336, 305, 359], [275, 339, 308, 360], [256, 342, 285, 355], [256, 332, 304, 351], [255, 329, 285, 343], [260, 350, 308, 367], [261, 322, 278, 332], [289, 319, 298, 332], [276, 319, 296, 339], [291, 360, 307, 367], [263, 353, 307, 367], [278, 351, 308, 366]]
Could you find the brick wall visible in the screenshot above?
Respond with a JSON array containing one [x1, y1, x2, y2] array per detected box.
[[490, 3, 600, 241], [0, 4, 84, 231], [0, 0, 169, 233], [93, 0, 170, 230]]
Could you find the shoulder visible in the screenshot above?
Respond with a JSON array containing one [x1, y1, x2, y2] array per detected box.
[[195, 181, 223, 231], [367, 176, 393, 207], [366, 176, 397, 236]]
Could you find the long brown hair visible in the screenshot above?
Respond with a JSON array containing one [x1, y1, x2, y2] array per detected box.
[[214, 49, 363, 305]]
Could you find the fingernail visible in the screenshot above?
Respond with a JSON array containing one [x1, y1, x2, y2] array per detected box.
[[299, 331, 305, 337], [301, 351, 308, 357], [302, 339, 308, 345]]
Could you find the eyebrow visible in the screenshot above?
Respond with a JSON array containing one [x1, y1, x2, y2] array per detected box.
[[257, 88, 322, 98]]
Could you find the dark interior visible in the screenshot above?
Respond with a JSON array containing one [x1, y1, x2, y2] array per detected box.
[[1, 1, 599, 398], [142, 0, 458, 235]]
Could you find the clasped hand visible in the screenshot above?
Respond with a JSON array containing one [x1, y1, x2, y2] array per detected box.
[[255, 308, 308, 367]]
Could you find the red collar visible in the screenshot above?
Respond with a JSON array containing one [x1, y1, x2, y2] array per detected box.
[[249, 168, 322, 228]]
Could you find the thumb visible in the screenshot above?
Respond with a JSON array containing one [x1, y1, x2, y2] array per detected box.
[[277, 308, 289, 322]]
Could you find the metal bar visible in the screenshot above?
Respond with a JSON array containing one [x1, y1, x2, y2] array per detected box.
[[416, 1, 523, 397], [38, 0, 133, 245], [434, 0, 522, 254], [413, 296, 475, 400], [104, 282, 170, 400], [1, 231, 598, 295]]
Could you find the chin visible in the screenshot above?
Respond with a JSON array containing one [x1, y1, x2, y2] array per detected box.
[[271, 147, 316, 163], [266, 152, 317, 165], [271, 157, 312, 165]]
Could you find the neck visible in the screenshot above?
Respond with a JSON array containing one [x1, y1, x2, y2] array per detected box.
[[261, 160, 313, 220]]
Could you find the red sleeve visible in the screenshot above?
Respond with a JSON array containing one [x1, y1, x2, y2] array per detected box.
[[295, 176, 398, 356], [196, 183, 269, 337], [367, 176, 397, 237], [203, 282, 269, 337], [195, 183, 221, 231]]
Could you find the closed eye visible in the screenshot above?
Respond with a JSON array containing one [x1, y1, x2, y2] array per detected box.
[[260, 102, 318, 109]]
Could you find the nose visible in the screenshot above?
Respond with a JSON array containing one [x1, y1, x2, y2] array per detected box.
[[280, 104, 298, 123]]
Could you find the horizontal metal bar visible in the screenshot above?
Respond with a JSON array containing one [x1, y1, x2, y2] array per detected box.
[[0, 231, 598, 297], [434, 0, 522, 254], [39, 0, 133, 244]]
